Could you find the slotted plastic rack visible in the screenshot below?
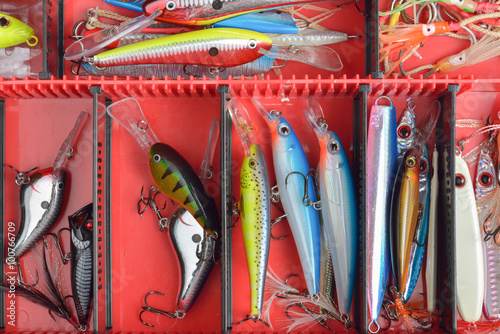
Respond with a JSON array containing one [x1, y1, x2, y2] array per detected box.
[[2, 0, 500, 333]]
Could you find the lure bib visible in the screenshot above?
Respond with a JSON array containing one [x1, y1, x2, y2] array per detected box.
[[92, 28, 272, 68], [143, 0, 333, 25], [240, 144, 271, 316], [0, 13, 38, 49], [14, 167, 66, 260], [148, 143, 220, 236]]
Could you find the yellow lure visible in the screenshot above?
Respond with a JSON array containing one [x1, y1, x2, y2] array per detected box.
[[0, 13, 38, 49]]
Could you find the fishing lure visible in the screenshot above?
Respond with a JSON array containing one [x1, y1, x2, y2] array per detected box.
[[213, 10, 300, 34], [87, 28, 272, 68], [435, 35, 500, 74], [455, 151, 484, 323], [143, 0, 335, 25], [304, 97, 358, 318], [396, 99, 416, 157], [0, 13, 38, 49], [402, 145, 430, 301], [106, 98, 220, 237], [366, 96, 397, 333], [227, 98, 271, 323], [266, 30, 360, 47], [104, 0, 146, 12], [253, 98, 321, 297], [79, 55, 276, 79], [11, 112, 89, 260], [473, 142, 500, 320], [69, 203, 94, 329]]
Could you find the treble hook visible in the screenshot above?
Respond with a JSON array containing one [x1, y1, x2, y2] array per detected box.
[[227, 195, 240, 229], [7, 165, 37, 186], [271, 214, 288, 240], [482, 211, 500, 246], [284, 170, 321, 210], [235, 314, 270, 327], [137, 186, 170, 231], [271, 184, 280, 203], [285, 302, 331, 330], [15, 260, 39, 288], [46, 228, 71, 264], [139, 291, 184, 327]]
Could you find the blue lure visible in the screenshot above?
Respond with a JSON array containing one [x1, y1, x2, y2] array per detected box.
[[104, 0, 145, 12], [213, 10, 299, 34]]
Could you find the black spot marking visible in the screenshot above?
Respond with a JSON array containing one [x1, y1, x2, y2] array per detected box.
[[41, 201, 49, 209], [209, 47, 219, 56], [192, 234, 202, 243]]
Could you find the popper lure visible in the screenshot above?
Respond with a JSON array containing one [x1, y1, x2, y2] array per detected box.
[[304, 97, 358, 319], [143, 0, 337, 25], [227, 98, 271, 323], [10, 112, 89, 260], [253, 98, 321, 297], [106, 98, 220, 237], [0, 13, 38, 49]]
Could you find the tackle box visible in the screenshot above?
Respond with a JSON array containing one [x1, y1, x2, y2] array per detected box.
[[1, 0, 500, 333]]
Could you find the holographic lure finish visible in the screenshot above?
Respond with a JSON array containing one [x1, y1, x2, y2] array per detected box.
[[13, 168, 66, 260], [239, 144, 271, 317], [90, 28, 272, 68], [267, 30, 351, 47], [80, 55, 275, 79], [69, 203, 93, 328], [319, 221, 334, 299], [396, 102, 416, 157], [402, 145, 430, 301], [366, 98, 397, 332], [143, 0, 335, 25], [262, 111, 321, 296]]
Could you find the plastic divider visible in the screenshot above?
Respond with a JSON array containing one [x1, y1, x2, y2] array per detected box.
[[0, 99, 5, 330]]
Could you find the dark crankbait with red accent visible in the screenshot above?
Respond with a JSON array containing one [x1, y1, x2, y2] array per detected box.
[[11, 112, 89, 260], [69, 203, 94, 329]]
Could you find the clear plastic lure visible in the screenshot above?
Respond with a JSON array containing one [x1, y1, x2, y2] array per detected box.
[[266, 30, 358, 47], [88, 28, 272, 68]]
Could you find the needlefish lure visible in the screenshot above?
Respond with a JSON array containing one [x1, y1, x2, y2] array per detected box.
[[473, 142, 500, 320], [143, 0, 338, 25], [366, 96, 397, 333], [86, 28, 273, 68], [304, 97, 358, 319], [106, 98, 220, 237], [10, 112, 89, 260], [227, 98, 271, 322], [0, 13, 38, 49], [69, 203, 94, 329], [253, 98, 321, 297], [79, 55, 276, 79]]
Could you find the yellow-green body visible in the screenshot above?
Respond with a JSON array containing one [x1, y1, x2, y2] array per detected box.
[[240, 144, 271, 316], [149, 143, 220, 236], [0, 13, 37, 49]]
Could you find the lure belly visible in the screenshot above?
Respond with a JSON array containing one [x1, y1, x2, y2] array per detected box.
[[143, 0, 335, 25], [69, 203, 94, 328], [0, 13, 38, 49], [402, 145, 430, 301], [267, 30, 351, 47], [262, 112, 321, 296], [80, 55, 275, 79], [170, 207, 217, 314], [319, 221, 335, 299], [391, 148, 420, 292], [149, 143, 220, 237], [90, 28, 272, 68], [316, 131, 357, 315], [240, 144, 271, 317], [13, 168, 66, 260], [366, 98, 397, 331], [455, 154, 484, 323]]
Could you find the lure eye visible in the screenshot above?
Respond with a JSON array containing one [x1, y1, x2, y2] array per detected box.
[[165, 1, 177, 10], [0, 17, 10, 28], [327, 140, 340, 154], [57, 182, 64, 190], [419, 159, 428, 173], [153, 154, 161, 163], [278, 124, 290, 136], [455, 173, 466, 188], [479, 172, 493, 187], [85, 220, 93, 230], [406, 156, 416, 168], [249, 158, 257, 168], [248, 39, 257, 49], [398, 125, 411, 139]]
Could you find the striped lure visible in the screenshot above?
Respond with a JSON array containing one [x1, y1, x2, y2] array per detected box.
[[90, 28, 272, 68]]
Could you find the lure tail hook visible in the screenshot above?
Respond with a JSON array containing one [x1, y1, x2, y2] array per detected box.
[[285, 302, 331, 330], [235, 314, 270, 327], [15, 260, 39, 288], [46, 228, 71, 264]]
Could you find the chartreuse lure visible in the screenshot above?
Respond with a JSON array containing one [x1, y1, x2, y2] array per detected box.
[[0, 13, 38, 49], [228, 98, 271, 322], [106, 97, 220, 237]]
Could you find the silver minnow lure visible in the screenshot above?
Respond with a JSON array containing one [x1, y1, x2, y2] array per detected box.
[[396, 99, 416, 157], [170, 207, 218, 315], [266, 30, 354, 47], [366, 96, 397, 332], [80, 55, 275, 79]]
